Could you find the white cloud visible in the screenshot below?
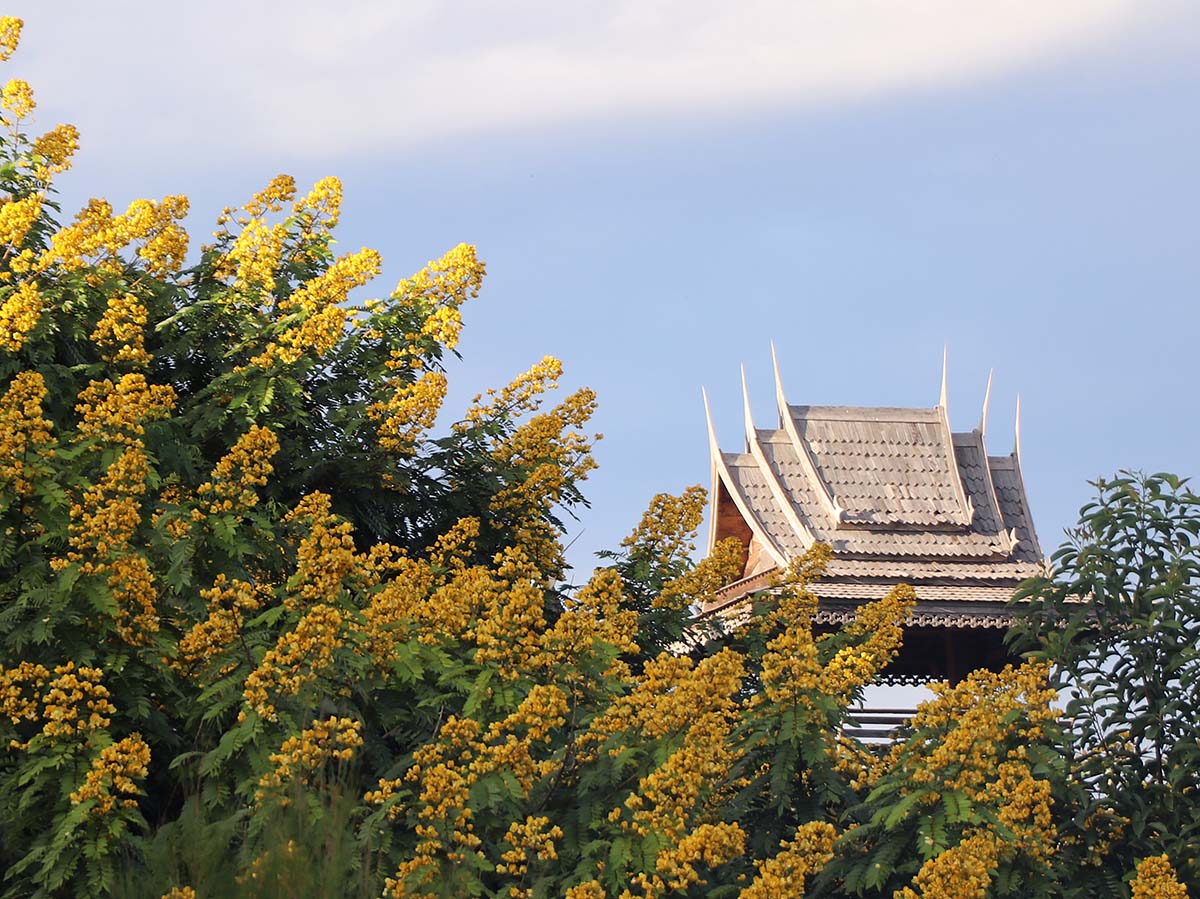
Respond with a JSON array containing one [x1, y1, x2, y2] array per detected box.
[[15, 1, 1139, 162]]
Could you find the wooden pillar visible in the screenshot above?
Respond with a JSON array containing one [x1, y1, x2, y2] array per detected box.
[[943, 630, 960, 685]]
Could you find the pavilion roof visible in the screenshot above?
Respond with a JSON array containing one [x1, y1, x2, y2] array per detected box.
[[700, 350, 1044, 623]]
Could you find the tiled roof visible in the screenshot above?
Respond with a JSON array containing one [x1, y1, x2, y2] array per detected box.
[[791, 406, 972, 528]]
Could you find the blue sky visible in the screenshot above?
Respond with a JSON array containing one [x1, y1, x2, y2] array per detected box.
[[13, 1, 1200, 578]]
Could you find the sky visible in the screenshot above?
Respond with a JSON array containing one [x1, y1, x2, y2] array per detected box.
[[11, 1, 1200, 581]]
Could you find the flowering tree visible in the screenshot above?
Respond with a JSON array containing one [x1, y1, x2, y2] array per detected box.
[[0, 16, 1194, 899]]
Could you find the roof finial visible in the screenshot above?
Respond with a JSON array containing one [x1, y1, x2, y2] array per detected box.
[[702, 387, 721, 464], [980, 368, 994, 438], [1014, 393, 1023, 465], [740, 364, 755, 451], [770, 340, 788, 428], [939, 345, 949, 410]]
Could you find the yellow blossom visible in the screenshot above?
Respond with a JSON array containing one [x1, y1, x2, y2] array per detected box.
[[91, 292, 151, 365], [459, 355, 562, 429], [242, 603, 344, 720], [74, 372, 176, 446], [368, 370, 447, 455], [0, 371, 53, 494], [0, 660, 48, 724], [1130, 854, 1188, 899], [0, 194, 40, 245], [256, 716, 363, 802], [69, 733, 151, 815], [36, 661, 116, 741], [173, 575, 265, 678], [0, 17, 22, 62], [0, 281, 41, 351], [1, 77, 33, 121], [31, 123, 79, 176], [244, 173, 296, 218], [738, 821, 837, 899], [195, 424, 279, 516]]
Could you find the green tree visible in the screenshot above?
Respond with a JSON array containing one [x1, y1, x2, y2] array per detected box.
[[1010, 471, 1200, 893]]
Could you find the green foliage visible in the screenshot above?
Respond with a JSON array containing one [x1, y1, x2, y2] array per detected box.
[[1010, 471, 1200, 892]]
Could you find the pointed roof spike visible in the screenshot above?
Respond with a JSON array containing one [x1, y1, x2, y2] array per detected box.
[[740, 364, 756, 451], [1014, 393, 1023, 465], [939, 345, 949, 410], [980, 369, 994, 437], [770, 340, 787, 428], [702, 387, 721, 463]]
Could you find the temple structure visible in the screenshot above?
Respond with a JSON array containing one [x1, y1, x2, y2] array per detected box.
[[699, 348, 1044, 684]]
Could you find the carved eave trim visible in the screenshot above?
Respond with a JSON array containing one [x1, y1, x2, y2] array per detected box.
[[1009, 396, 1044, 559], [962, 428, 1018, 557], [936, 348, 975, 528], [705, 388, 788, 569], [771, 343, 846, 525]]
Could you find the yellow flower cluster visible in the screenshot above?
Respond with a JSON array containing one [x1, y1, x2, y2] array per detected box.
[[292, 175, 342, 237], [496, 815, 563, 883], [38, 661, 116, 741], [473, 549, 550, 677], [245, 174, 296, 219], [895, 832, 1000, 899], [67, 445, 148, 562], [419, 305, 463, 349], [0, 16, 22, 61], [160, 888, 196, 899], [737, 821, 837, 899], [872, 662, 1060, 896], [0, 194, 40, 245], [74, 373, 176, 446], [618, 714, 738, 841], [242, 604, 344, 720], [479, 684, 569, 794], [905, 662, 1057, 796], [459, 355, 562, 429], [250, 246, 381, 367], [282, 491, 357, 608], [565, 884, 607, 899], [196, 424, 279, 516], [622, 485, 707, 562], [104, 552, 159, 644], [69, 733, 151, 815], [1130, 854, 1189, 899], [256, 716, 363, 802], [656, 535, 744, 611], [488, 387, 599, 578], [1, 77, 33, 121], [31, 122, 79, 176], [429, 517, 480, 575], [369, 370, 448, 455], [0, 660, 48, 724], [645, 821, 746, 896], [360, 556, 435, 664], [819, 585, 914, 700], [0, 282, 42, 350], [395, 243, 486, 315], [397, 716, 484, 884], [392, 684, 575, 895], [174, 575, 264, 678], [587, 650, 744, 755], [537, 567, 639, 679], [220, 217, 287, 293], [91, 292, 151, 366], [35, 194, 189, 276], [0, 371, 53, 495], [291, 246, 383, 316], [62, 445, 161, 642]]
